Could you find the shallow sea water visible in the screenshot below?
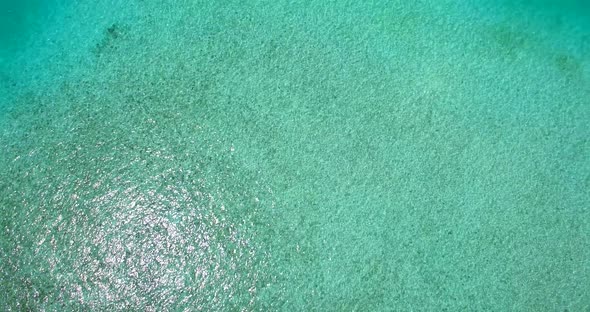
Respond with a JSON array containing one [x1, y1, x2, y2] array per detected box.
[[1, 0, 589, 310]]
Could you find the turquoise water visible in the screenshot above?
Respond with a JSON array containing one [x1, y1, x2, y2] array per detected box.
[[1, 0, 589, 310]]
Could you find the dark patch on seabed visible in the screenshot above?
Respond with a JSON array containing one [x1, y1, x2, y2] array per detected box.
[[93, 23, 126, 56]]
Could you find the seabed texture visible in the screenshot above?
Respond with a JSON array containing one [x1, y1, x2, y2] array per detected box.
[[1, 0, 589, 311]]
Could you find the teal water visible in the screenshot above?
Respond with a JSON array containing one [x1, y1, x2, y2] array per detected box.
[[0, 0, 42, 48], [1, 0, 589, 310]]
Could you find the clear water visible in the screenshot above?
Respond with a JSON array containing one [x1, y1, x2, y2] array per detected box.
[[1, 0, 589, 310], [0, 0, 41, 46]]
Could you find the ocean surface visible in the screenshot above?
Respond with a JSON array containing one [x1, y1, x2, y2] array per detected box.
[[1, 0, 589, 310]]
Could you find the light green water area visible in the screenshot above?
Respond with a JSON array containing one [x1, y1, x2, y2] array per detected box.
[[1, 0, 589, 310]]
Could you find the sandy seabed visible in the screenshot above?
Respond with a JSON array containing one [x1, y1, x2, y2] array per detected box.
[[1, 0, 589, 310]]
